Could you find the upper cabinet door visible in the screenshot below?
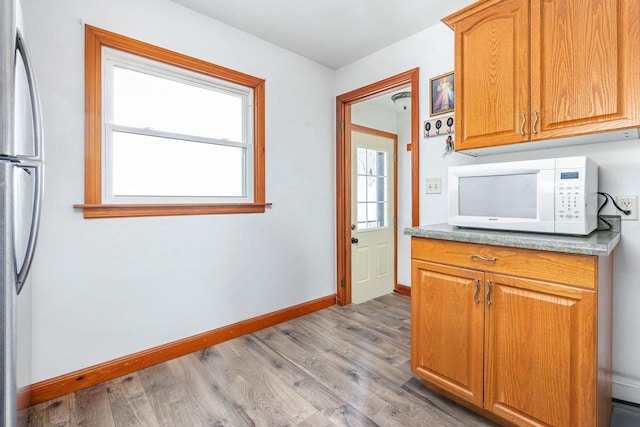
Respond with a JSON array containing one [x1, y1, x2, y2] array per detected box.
[[451, 0, 530, 150], [530, 0, 640, 140]]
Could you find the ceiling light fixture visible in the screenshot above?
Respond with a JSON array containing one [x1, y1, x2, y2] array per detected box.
[[391, 91, 411, 110]]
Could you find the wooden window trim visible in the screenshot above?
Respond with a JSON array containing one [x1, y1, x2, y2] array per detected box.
[[75, 25, 267, 218]]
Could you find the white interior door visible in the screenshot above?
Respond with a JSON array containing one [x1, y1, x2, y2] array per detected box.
[[351, 129, 395, 304]]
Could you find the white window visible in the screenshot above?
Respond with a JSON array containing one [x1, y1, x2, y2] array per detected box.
[[78, 25, 267, 218], [103, 48, 253, 204]]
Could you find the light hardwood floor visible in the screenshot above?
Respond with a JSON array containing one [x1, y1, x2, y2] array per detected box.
[[23, 293, 496, 426]]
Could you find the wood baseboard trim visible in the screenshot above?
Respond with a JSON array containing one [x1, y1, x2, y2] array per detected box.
[[394, 283, 411, 296], [28, 294, 336, 407], [17, 386, 31, 411]]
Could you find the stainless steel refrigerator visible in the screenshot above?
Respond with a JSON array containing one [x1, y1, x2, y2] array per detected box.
[[1, 0, 44, 425]]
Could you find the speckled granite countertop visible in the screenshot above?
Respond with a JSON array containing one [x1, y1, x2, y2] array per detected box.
[[404, 216, 621, 257]]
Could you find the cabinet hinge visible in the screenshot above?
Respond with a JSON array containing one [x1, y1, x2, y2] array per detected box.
[[340, 121, 345, 130], [341, 278, 346, 288]]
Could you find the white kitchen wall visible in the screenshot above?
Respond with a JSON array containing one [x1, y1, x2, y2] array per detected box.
[[351, 103, 398, 134], [335, 23, 640, 403], [22, 0, 336, 383]]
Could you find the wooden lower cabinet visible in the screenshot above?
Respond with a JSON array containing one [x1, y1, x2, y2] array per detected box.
[[484, 274, 596, 426], [411, 262, 484, 406], [411, 238, 612, 427]]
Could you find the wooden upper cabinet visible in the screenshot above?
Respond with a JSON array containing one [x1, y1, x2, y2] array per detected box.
[[450, 0, 530, 150], [443, 0, 640, 151], [531, 0, 640, 140]]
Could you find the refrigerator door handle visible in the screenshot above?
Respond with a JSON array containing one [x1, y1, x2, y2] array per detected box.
[[16, 28, 43, 161], [16, 160, 43, 294], [15, 29, 45, 294]]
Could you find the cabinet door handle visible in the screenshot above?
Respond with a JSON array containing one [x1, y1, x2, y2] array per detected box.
[[470, 254, 497, 262], [532, 110, 539, 134], [486, 280, 492, 306], [473, 279, 480, 304], [520, 113, 527, 136]]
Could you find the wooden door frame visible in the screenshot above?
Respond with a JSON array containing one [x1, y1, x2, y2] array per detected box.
[[336, 68, 420, 306]]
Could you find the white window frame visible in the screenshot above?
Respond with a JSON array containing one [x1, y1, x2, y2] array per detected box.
[[101, 47, 255, 205]]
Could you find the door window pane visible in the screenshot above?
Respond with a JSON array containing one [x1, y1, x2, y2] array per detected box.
[[356, 147, 388, 230]]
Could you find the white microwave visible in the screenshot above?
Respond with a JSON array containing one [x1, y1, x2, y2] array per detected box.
[[448, 156, 598, 235]]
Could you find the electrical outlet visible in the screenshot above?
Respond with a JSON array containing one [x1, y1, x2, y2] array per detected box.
[[616, 196, 638, 220], [425, 177, 442, 194]]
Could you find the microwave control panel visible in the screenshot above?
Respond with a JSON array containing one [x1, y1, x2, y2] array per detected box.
[[555, 169, 586, 222]]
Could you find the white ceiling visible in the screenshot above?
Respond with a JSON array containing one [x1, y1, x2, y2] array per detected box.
[[169, 0, 476, 69], [363, 88, 412, 114]]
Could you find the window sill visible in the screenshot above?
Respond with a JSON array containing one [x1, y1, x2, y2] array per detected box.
[[73, 203, 272, 218]]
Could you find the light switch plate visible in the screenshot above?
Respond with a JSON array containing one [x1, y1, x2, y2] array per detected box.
[[425, 177, 442, 194]]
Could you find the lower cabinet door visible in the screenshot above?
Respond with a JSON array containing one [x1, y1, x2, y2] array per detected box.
[[483, 273, 596, 426], [411, 260, 485, 407]]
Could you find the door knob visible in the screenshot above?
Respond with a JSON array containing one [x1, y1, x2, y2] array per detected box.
[[351, 237, 359, 244]]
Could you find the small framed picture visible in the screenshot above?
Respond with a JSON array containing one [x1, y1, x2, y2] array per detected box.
[[429, 71, 454, 116]]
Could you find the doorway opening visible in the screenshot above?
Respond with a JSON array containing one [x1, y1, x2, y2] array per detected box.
[[336, 68, 420, 306]]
